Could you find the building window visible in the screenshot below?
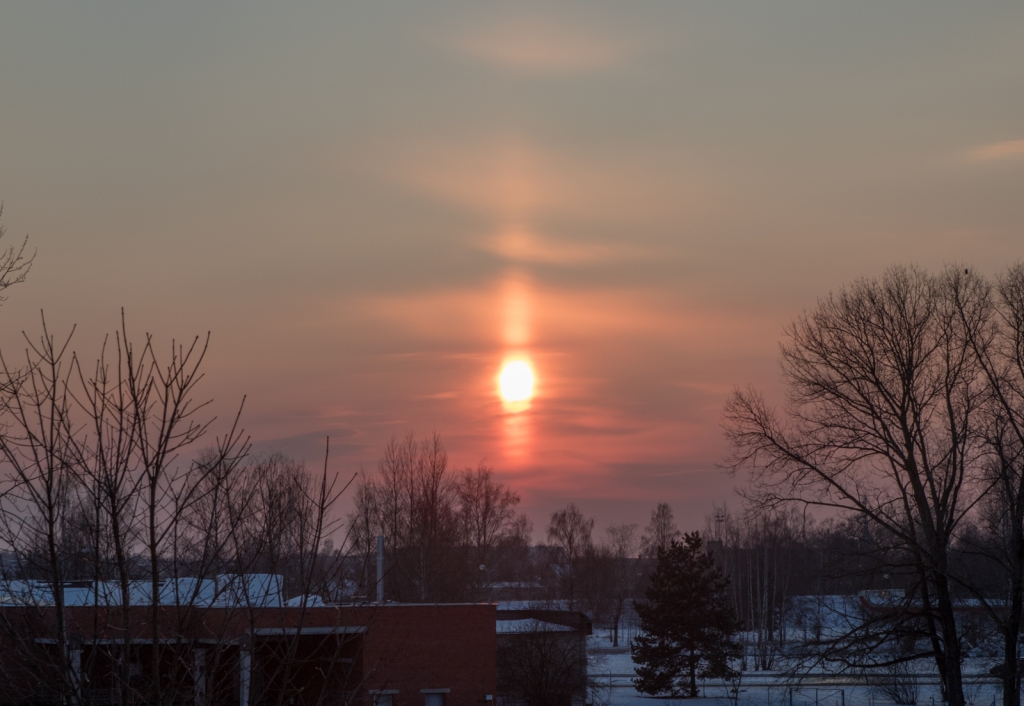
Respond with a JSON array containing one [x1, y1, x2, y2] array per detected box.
[[371, 690, 398, 706], [420, 688, 449, 706]]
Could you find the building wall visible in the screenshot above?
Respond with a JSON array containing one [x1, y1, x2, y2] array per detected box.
[[361, 604, 497, 706], [0, 603, 497, 706]]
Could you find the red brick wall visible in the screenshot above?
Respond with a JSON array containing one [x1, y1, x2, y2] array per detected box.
[[360, 605, 497, 706], [0, 603, 497, 706]]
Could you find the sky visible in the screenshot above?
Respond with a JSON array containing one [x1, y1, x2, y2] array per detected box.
[[0, 2, 1022, 537]]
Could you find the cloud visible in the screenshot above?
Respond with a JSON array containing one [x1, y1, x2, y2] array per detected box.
[[248, 430, 366, 465], [445, 18, 632, 75], [376, 137, 714, 227], [481, 227, 651, 266], [415, 391, 460, 400], [968, 139, 1024, 162], [350, 277, 764, 353]]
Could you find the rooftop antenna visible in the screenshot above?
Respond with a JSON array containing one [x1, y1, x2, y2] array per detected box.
[[714, 509, 726, 540]]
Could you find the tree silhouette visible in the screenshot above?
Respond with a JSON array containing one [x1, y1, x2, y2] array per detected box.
[[640, 502, 680, 558], [632, 531, 741, 698], [0, 204, 33, 301], [547, 503, 594, 609]]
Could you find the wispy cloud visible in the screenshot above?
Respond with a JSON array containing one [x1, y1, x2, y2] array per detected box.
[[445, 17, 632, 75], [968, 139, 1024, 162], [415, 391, 459, 400], [350, 280, 760, 351], [376, 137, 713, 227], [482, 227, 651, 266]]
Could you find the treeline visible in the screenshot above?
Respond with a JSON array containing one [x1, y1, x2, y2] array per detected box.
[[0, 323, 345, 597], [346, 433, 948, 655], [346, 435, 690, 645], [0, 320, 349, 705], [703, 501, 1016, 673], [347, 434, 531, 603], [724, 265, 1024, 706]]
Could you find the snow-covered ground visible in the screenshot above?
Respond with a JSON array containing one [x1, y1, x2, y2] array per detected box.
[[588, 594, 1012, 706], [587, 635, 1004, 706]]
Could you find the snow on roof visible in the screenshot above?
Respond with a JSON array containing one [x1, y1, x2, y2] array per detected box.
[[489, 582, 543, 589], [0, 575, 286, 608], [497, 619, 576, 634], [496, 600, 570, 611]]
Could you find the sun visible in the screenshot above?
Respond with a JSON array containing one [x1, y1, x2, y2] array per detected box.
[[499, 360, 534, 403]]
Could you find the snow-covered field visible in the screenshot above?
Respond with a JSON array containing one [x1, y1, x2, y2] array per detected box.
[[588, 595, 1011, 706], [587, 636, 1004, 706]]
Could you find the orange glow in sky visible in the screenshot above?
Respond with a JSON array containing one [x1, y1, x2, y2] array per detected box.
[[501, 270, 531, 347], [2, 3, 1021, 532], [499, 357, 534, 461], [499, 360, 534, 403]]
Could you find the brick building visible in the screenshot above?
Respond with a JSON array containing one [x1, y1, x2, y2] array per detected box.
[[0, 601, 497, 706]]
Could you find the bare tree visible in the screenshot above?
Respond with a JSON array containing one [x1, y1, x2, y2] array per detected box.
[[604, 523, 639, 647], [491, 513, 535, 588], [547, 503, 594, 610], [0, 204, 34, 302], [946, 264, 1024, 706], [0, 319, 79, 702], [0, 313, 375, 706], [497, 621, 594, 706], [349, 436, 534, 603], [103, 315, 250, 705], [705, 504, 806, 671], [724, 266, 989, 706], [456, 464, 529, 598], [348, 434, 466, 602], [0, 315, 252, 705], [640, 503, 680, 559]]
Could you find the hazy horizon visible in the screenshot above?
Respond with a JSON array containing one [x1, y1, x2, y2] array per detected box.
[[1, 2, 1022, 537]]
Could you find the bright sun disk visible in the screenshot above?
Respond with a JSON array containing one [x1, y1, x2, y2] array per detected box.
[[499, 361, 534, 403]]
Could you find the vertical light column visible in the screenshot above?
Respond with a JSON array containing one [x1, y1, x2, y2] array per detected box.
[[502, 268, 530, 351], [500, 269, 534, 460]]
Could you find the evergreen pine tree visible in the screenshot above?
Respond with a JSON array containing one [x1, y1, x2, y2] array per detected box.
[[632, 531, 741, 697]]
